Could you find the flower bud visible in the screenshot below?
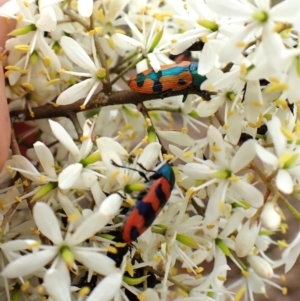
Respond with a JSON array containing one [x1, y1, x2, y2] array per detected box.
[[248, 255, 273, 278], [99, 193, 123, 217], [261, 202, 281, 231]]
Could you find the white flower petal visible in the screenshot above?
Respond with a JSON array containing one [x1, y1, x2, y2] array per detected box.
[[99, 193, 123, 217], [207, 0, 254, 19], [58, 163, 83, 190], [12, 155, 41, 182], [56, 78, 96, 105], [79, 120, 94, 160], [123, 14, 143, 43], [206, 181, 229, 224], [276, 169, 293, 194], [36, 8, 56, 32], [137, 142, 161, 169], [112, 33, 139, 52], [183, 163, 214, 178], [0, 0, 20, 17], [33, 202, 63, 244], [2, 249, 56, 278], [78, 0, 93, 17], [33, 141, 57, 179], [69, 212, 109, 245], [169, 145, 193, 163], [219, 210, 245, 238], [148, 53, 161, 73], [196, 96, 224, 117], [73, 250, 118, 275], [283, 232, 300, 272], [285, 242, 300, 273], [49, 120, 80, 157], [235, 219, 260, 257], [255, 144, 278, 166], [267, 116, 286, 156], [44, 264, 71, 301], [207, 126, 228, 168], [72, 171, 98, 189], [97, 137, 128, 157], [156, 130, 195, 147], [271, 0, 300, 23], [230, 180, 263, 208], [60, 36, 96, 73], [87, 272, 122, 301], [231, 139, 256, 173], [57, 191, 82, 223], [1, 239, 38, 253], [36, 30, 61, 71]]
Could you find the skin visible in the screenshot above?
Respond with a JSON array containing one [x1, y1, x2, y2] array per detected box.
[[0, 0, 15, 170]]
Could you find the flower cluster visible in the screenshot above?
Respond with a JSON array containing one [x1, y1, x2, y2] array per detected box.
[[1, 0, 300, 300]]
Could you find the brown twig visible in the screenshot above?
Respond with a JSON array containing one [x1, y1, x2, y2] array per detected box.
[[10, 88, 206, 123]]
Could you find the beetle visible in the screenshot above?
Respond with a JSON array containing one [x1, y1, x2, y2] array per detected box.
[[112, 161, 175, 244], [128, 61, 207, 101]]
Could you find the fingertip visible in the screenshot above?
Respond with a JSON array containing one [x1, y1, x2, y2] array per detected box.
[[0, 0, 15, 170], [0, 68, 10, 171]]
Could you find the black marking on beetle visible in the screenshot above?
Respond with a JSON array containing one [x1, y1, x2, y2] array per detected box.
[[178, 78, 187, 86]]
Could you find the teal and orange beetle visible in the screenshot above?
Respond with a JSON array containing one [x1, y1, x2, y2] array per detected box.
[[112, 161, 175, 244], [128, 61, 207, 101]]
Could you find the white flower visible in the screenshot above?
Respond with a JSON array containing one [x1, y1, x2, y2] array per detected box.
[[43, 261, 122, 301], [1, 202, 120, 278], [207, 0, 299, 68], [96, 137, 161, 188], [183, 126, 263, 228], [255, 116, 300, 194], [113, 14, 171, 72], [198, 67, 246, 144], [1, 0, 61, 85], [170, 0, 232, 75], [57, 36, 105, 106], [49, 119, 104, 190]]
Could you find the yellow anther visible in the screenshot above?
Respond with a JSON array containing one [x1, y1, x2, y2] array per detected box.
[[206, 224, 215, 229], [280, 126, 295, 140], [14, 44, 30, 52], [46, 78, 60, 87], [44, 56, 52, 67], [211, 144, 221, 152], [21, 82, 34, 91], [183, 152, 194, 158], [21, 281, 30, 292], [266, 83, 288, 92], [235, 41, 247, 47], [67, 213, 80, 223], [79, 287, 90, 296], [15, 196, 22, 202], [241, 270, 249, 277], [234, 287, 246, 301]]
